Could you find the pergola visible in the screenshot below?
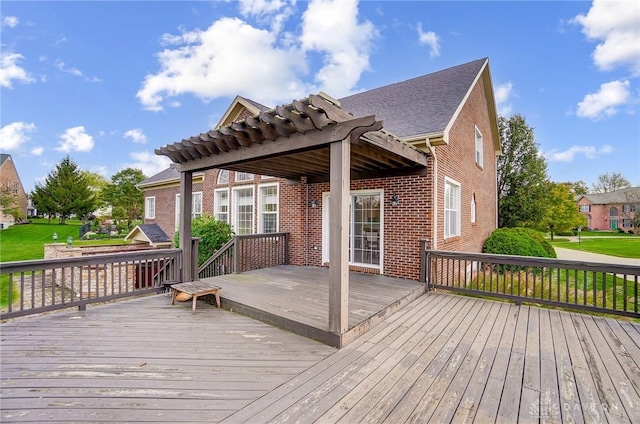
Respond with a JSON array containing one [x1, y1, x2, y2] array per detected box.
[[156, 93, 429, 335]]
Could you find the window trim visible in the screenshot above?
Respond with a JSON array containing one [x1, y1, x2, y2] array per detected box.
[[214, 188, 230, 223], [258, 183, 279, 233], [232, 185, 255, 235], [444, 177, 461, 239], [321, 189, 384, 272], [145, 196, 156, 219], [475, 126, 484, 168], [470, 193, 476, 224], [175, 192, 203, 229], [235, 172, 254, 182], [217, 170, 229, 184]]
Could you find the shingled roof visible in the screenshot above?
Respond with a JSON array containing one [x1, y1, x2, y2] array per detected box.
[[579, 187, 640, 205], [339, 58, 488, 138]]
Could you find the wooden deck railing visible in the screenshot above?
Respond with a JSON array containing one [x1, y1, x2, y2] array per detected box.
[[198, 232, 289, 278], [0, 249, 181, 320], [420, 241, 639, 318]]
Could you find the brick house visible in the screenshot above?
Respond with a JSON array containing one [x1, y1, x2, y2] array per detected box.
[[139, 58, 501, 283], [576, 187, 640, 232], [0, 154, 28, 229]]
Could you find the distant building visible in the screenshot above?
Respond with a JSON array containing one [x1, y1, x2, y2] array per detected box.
[[0, 154, 28, 229], [576, 187, 640, 231]]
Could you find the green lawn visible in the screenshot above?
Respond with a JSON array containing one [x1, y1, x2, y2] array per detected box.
[[552, 237, 640, 259], [0, 218, 129, 307]]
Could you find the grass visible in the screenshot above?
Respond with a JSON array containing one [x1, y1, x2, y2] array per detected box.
[[552, 237, 640, 259], [467, 267, 638, 315], [0, 218, 130, 307]]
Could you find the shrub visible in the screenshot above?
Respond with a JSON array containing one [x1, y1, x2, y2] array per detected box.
[[483, 227, 555, 259], [508, 227, 556, 258], [174, 214, 234, 266]]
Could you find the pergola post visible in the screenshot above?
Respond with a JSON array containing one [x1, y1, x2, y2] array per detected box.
[[179, 170, 193, 282], [329, 138, 350, 335]]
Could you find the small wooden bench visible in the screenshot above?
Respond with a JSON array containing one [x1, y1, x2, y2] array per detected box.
[[170, 281, 221, 315]]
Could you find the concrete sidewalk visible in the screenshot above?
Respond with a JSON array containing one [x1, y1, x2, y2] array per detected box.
[[554, 246, 640, 266]]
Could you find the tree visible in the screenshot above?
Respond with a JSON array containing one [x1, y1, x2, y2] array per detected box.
[[564, 180, 589, 196], [80, 171, 109, 212], [31, 156, 96, 224], [540, 182, 587, 240], [103, 168, 146, 230], [0, 187, 24, 222], [591, 172, 630, 193], [497, 114, 549, 228]]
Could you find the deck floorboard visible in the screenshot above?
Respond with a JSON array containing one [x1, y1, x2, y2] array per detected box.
[[2, 278, 639, 423]]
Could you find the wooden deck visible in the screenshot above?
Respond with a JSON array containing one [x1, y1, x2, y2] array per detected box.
[[206, 266, 426, 347], [2, 292, 639, 423]]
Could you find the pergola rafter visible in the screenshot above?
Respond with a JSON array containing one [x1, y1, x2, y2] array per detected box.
[[155, 93, 430, 340]]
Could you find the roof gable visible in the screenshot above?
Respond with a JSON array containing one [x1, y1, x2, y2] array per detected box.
[[339, 58, 488, 139], [124, 224, 172, 246], [216, 95, 270, 129]]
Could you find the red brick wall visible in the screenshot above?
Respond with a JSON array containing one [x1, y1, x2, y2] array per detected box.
[[0, 156, 28, 225], [433, 76, 498, 253]]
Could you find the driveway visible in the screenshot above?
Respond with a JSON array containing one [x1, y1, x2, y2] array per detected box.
[[554, 246, 640, 266]]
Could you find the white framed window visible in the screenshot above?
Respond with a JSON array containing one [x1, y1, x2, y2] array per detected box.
[[145, 196, 156, 219], [192, 192, 203, 219], [175, 192, 203, 228], [444, 178, 461, 238], [259, 183, 279, 233], [579, 205, 591, 212], [321, 189, 383, 271], [471, 193, 476, 223], [475, 126, 483, 167], [236, 172, 254, 182], [217, 170, 229, 184], [214, 188, 229, 223], [233, 186, 254, 235]]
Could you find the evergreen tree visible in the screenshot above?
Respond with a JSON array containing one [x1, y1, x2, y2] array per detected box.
[[497, 114, 549, 228], [31, 156, 96, 223], [103, 168, 146, 230]]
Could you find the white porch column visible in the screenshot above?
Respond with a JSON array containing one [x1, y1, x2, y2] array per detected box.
[[180, 171, 193, 282], [329, 138, 350, 334]]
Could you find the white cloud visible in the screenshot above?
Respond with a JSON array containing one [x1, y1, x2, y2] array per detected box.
[[54, 59, 83, 77], [545, 144, 613, 162], [576, 79, 630, 119], [573, 0, 640, 76], [124, 151, 172, 178], [124, 128, 147, 144], [238, 0, 295, 33], [30, 146, 44, 156], [0, 121, 36, 150], [300, 0, 377, 96], [56, 126, 95, 153], [417, 23, 440, 58], [494, 82, 514, 116], [0, 52, 35, 88], [137, 17, 306, 111], [2, 16, 19, 28], [137, 0, 376, 111]]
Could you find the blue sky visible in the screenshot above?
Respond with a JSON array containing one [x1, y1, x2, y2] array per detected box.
[[1, 0, 639, 193]]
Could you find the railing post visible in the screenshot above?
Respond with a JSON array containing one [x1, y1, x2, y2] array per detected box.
[[191, 238, 200, 281], [233, 236, 240, 273], [284, 233, 289, 265], [420, 239, 431, 288]]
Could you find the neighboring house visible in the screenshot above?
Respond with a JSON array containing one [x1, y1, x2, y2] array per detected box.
[[577, 187, 640, 232], [0, 154, 28, 229], [139, 58, 501, 282]]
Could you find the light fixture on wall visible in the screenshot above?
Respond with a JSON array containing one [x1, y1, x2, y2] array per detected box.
[[390, 194, 399, 206], [311, 199, 319, 208]]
